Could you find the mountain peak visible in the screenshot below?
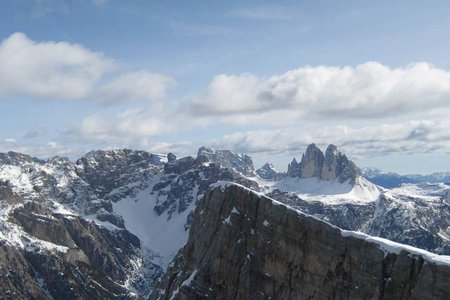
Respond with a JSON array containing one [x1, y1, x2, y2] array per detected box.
[[197, 146, 215, 158], [300, 143, 325, 178], [256, 162, 281, 180], [196, 146, 255, 176], [287, 143, 360, 183], [0, 151, 44, 166]]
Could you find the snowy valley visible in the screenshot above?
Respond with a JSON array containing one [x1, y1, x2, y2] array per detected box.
[[0, 145, 449, 298]]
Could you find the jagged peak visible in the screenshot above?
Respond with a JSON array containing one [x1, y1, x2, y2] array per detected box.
[[195, 146, 255, 176], [260, 162, 275, 170], [197, 146, 215, 158], [325, 144, 338, 155], [78, 148, 166, 166], [256, 162, 282, 180], [286, 143, 360, 184], [167, 152, 177, 162], [0, 151, 44, 165]]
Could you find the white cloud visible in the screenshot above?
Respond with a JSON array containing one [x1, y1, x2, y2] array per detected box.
[[72, 108, 176, 142], [0, 32, 112, 99], [209, 119, 450, 159], [3, 138, 17, 144], [0, 33, 174, 103], [187, 62, 450, 121], [95, 71, 175, 103]]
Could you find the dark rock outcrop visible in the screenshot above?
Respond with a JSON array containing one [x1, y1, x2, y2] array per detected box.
[[150, 184, 450, 300], [286, 158, 301, 178], [256, 163, 282, 180], [1, 198, 160, 299], [300, 143, 324, 178], [76, 149, 164, 198], [197, 147, 255, 176], [167, 152, 177, 162], [288, 144, 360, 183]]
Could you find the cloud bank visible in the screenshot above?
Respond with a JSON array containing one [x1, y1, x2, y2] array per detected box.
[[0, 33, 174, 103], [62, 60, 450, 163], [210, 120, 450, 158], [187, 62, 450, 120], [0, 32, 449, 166]]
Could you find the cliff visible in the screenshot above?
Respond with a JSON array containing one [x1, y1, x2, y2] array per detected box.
[[287, 144, 360, 184], [150, 183, 450, 300]]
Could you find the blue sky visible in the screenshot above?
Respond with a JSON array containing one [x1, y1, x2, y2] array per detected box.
[[1, 0, 450, 174]]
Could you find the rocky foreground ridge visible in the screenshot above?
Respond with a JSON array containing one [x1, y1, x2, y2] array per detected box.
[[0, 145, 449, 298], [151, 184, 450, 300]]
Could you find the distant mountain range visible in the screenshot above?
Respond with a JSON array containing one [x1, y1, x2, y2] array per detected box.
[[0, 145, 449, 298], [362, 167, 450, 188]]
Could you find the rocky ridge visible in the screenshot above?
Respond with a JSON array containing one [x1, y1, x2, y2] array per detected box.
[[255, 163, 282, 180], [150, 184, 450, 300], [197, 147, 255, 176], [0, 148, 259, 298], [0, 145, 449, 298]]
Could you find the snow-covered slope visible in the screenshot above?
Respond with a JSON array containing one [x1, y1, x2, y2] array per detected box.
[[0, 149, 259, 298], [112, 177, 198, 268], [0, 145, 449, 298], [258, 176, 380, 205]]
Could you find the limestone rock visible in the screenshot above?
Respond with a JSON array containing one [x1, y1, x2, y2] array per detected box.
[[167, 152, 177, 162], [287, 143, 360, 184], [256, 163, 282, 180], [196, 147, 255, 176], [286, 158, 301, 177], [150, 185, 450, 300], [300, 143, 324, 178]]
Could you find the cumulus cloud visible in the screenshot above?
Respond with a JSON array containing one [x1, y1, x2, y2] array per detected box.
[[0, 33, 174, 103], [95, 71, 175, 103], [209, 119, 450, 159], [70, 107, 177, 142], [187, 62, 450, 121]]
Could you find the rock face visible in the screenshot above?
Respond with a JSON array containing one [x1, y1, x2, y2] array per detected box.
[[256, 163, 282, 180], [300, 143, 324, 178], [286, 158, 301, 178], [1, 146, 450, 298], [150, 184, 450, 300], [0, 197, 154, 299], [197, 147, 255, 176], [266, 181, 450, 256], [287, 144, 360, 183], [0, 150, 167, 298], [0, 148, 262, 298]]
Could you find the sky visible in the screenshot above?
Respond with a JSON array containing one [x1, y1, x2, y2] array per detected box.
[[0, 0, 450, 174]]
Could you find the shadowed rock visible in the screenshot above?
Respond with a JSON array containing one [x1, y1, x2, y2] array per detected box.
[[150, 184, 450, 300]]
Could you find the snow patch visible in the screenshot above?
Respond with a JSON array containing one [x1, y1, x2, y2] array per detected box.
[[181, 269, 198, 287], [112, 184, 197, 269], [254, 176, 380, 205], [341, 230, 450, 266]]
